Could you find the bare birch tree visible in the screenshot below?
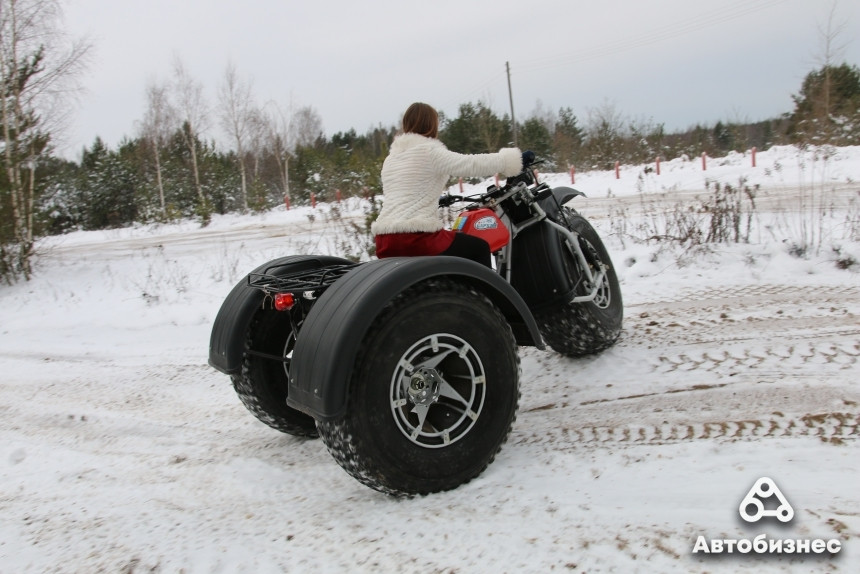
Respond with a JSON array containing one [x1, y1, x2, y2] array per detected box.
[[0, 0, 90, 282], [290, 105, 323, 149], [260, 100, 294, 205], [217, 62, 254, 211], [171, 56, 209, 222], [140, 81, 174, 219], [816, 2, 847, 129]]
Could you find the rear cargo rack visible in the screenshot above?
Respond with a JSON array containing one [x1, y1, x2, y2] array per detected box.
[[248, 263, 358, 296]]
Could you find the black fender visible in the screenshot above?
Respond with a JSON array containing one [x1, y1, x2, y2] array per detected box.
[[538, 186, 586, 219], [510, 186, 586, 312], [287, 256, 544, 421], [208, 255, 354, 375]]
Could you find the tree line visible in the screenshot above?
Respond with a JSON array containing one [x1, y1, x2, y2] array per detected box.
[[2, 0, 860, 284]]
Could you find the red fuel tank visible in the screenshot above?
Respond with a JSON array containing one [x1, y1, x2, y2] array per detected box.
[[453, 208, 510, 252]]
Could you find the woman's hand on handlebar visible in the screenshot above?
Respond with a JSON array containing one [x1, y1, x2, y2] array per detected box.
[[522, 150, 536, 167], [439, 194, 464, 207]]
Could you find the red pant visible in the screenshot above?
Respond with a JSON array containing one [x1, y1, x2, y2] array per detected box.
[[375, 230, 456, 258], [375, 231, 491, 267]]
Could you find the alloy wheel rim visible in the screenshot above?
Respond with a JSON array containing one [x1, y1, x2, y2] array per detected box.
[[389, 333, 486, 448]]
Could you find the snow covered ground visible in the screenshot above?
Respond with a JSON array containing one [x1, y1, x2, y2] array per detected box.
[[1, 145, 859, 573]]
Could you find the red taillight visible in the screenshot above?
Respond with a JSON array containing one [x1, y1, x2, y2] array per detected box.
[[273, 292, 296, 311]]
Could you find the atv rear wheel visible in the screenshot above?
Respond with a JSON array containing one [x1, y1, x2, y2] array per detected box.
[[536, 210, 623, 356], [316, 278, 520, 496], [231, 307, 318, 437]]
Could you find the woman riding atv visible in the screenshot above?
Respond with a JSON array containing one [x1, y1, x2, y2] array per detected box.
[[372, 102, 530, 267]]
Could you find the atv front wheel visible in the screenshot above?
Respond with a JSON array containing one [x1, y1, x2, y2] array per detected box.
[[536, 210, 623, 356], [316, 278, 520, 496]]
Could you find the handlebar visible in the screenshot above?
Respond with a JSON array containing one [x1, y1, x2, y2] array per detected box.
[[438, 156, 547, 208]]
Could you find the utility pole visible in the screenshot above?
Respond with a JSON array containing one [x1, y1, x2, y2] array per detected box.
[[506, 61, 518, 147]]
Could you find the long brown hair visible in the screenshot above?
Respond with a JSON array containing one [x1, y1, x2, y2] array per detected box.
[[401, 102, 438, 139]]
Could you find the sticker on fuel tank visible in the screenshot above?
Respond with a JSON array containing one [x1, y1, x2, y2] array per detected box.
[[474, 216, 498, 230]]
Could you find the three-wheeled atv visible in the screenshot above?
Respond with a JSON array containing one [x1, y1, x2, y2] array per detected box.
[[209, 158, 622, 496]]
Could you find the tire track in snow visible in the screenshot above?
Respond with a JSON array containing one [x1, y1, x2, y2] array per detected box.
[[517, 407, 860, 448], [516, 282, 860, 450], [623, 283, 860, 373]]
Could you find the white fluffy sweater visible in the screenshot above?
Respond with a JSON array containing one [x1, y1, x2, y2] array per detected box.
[[371, 133, 522, 235]]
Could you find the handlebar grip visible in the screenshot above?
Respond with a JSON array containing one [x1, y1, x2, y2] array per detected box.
[[439, 195, 463, 207]]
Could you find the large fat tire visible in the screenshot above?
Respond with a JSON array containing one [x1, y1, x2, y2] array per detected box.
[[231, 307, 318, 437], [536, 210, 623, 357], [316, 278, 520, 496]]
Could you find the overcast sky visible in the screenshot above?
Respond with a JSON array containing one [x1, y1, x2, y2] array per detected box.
[[59, 0, 860, 158]]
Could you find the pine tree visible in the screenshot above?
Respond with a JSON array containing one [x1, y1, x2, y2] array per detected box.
[[788, 63, 860, 144]]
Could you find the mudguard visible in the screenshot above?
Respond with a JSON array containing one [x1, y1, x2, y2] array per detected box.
[[287, 256, 544, 421], [508, 222, 575, 311], [506, 185, 587, 311], [208, 255, 353, 375], [539, 186, 585, 219]]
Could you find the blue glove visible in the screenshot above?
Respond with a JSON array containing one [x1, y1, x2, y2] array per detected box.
[[522, 150, 535, 167]]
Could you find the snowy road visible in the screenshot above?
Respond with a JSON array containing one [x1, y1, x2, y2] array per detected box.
[[4, 239, 857, 573]]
